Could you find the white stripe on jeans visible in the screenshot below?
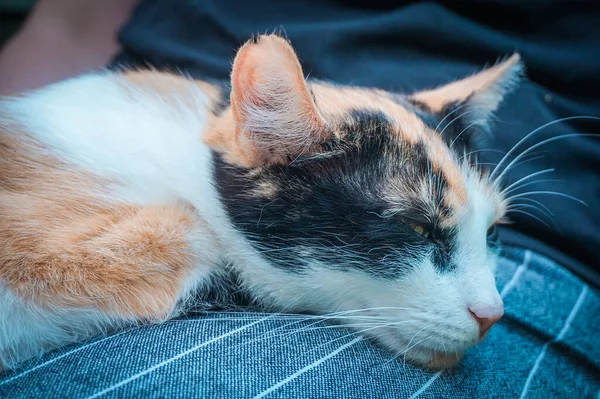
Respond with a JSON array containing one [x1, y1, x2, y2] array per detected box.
[[408, 371, 443, 399], [85, 318, 266, 399], [518, 285, 588, 399], [0, 329, 133, 386], [253, 337, 363, 399], [407, 250, 531, 398], [500, 250, 531, 297]]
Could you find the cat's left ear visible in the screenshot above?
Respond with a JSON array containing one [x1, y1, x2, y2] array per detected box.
[[218, 34, 329, 167], [410, 54, 523, 142]]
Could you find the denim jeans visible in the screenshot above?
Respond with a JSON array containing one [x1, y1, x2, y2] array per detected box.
[[0, 246, 598, 398]]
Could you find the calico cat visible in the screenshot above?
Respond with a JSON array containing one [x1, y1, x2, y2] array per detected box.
[[0, 35, 522, 370]]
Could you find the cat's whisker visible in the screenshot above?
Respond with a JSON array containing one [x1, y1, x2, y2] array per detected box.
[[492, 118, 600, 184], [502, 198, 563, 235], [459, 148, 506, 162], [476, 162, 502, 167], [206, 306, 423, 337], [438, 109, 477, 137], [495, 132, 599, 186], [449, 120, 486, 149], [506, 203, 554, 221], [259, 322, 385, 343], [382, 347, 407, 368], [287, 319, 403, 344], [506, 209, 553, 229], [308, 322, 398, 353], [510, 152, 548, 170], [504, 179, 563, 198], [490, 116, 600, 180], [507, 190, 587, 207], [508, 197, 555, 216], [402, 324, 433, 365], [403, 334, 435, 359], [434, 103, 469, 132], [441, 335, 448, 354], [242, 310, 424, 354], [205, 292, 324, 348], [501, 168, 555, 195], [184, 313, 396, 322], [218, 288, 343, 346]]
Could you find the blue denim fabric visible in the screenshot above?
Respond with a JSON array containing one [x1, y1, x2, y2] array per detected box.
[[0, 246, 598, 398]]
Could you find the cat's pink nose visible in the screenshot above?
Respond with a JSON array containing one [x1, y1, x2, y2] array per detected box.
[[468, 304, 504, 338]]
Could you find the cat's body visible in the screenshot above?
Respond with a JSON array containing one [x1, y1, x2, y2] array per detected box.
[[0, 72, 226, 368], [0, 35, 521, 370]]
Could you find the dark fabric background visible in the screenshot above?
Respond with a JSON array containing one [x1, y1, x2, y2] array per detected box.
[[112, 0, 600, 286], [0, 0, 34, 46]]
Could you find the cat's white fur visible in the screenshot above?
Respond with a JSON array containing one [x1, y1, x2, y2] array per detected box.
[[0, 72, 502, 369]]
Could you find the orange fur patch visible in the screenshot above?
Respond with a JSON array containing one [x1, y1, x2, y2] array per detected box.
[[203, 107, 256, 166], [0, 127, 201, 320]]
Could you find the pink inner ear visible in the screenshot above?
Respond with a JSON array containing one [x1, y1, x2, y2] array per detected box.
[[229, 35, 328, 166], [231, 50, 266, 107]]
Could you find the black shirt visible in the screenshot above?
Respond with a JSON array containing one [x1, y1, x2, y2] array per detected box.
[[112, 0, 600, 287]]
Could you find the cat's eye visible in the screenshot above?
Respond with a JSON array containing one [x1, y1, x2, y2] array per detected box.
[[412, 224, 430, 239], [486, 224, 499, 241]]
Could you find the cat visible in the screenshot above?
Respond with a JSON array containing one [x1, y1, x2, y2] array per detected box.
[[0, 34, 522, 370]]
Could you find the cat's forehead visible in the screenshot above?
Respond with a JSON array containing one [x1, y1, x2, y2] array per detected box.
[[310, 82, 471, 223], [310, 82, 425, 143]]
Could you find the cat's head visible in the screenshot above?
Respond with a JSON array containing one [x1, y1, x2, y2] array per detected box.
[[209, 35, 523, 369]]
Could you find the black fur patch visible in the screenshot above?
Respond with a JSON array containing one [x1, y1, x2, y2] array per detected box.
[[406, 98, 488, 160], [213, 109, 459, 278], [188, 265, 254, 311]]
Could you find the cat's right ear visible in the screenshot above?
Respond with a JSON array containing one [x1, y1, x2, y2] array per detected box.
[[213, 35, 329, 167], [409, 54, 523, 148]]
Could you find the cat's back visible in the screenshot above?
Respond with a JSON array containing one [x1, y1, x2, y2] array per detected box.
[[0, 71, 222, 270], [0, 70, 224, 258], [0, 70, 219, 196]]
